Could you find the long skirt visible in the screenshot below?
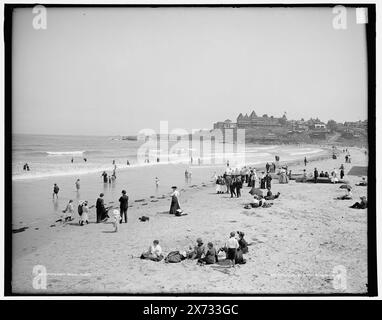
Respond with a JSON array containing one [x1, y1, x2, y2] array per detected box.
[[169, 196, 180, 214], [260, 179, 266, 189]]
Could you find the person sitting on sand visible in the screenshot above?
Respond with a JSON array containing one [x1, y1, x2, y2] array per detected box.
[[140, 240, 164, 261], [319, 171, 325, 178], [261, 197, 273, 208], [197, 242, 218, 265], [250, 197, 263, 208], [237, 231, 248, 254], [337, 187, 352, 200], [356, 177, 368, 186], [62, 200, 75, 222], [264, 187, 280, 200], [187, 238, 206, 259], [225, 231, 240, 267], [79, 201, 89, 225], [350, 196, 368, 209], [324, 171, 330, 178]]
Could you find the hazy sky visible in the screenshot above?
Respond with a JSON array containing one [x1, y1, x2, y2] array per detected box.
[[13, 7, 368, 136]]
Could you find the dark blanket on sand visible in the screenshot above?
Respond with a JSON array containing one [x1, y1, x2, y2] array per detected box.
[[347, 166, 368, 176], [296, 177, 348, 184]]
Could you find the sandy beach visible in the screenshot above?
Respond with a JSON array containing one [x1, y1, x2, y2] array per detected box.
[[11, 147, 368, 294]]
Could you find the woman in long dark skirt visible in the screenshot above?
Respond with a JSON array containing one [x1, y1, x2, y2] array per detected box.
[[169, 186, 181, 214], [260, 172, 266, 189]]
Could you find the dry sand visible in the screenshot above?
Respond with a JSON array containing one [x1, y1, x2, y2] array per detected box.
[[12, 147, 368, 294]]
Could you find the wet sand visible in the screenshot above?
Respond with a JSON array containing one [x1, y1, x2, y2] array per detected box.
[[12, 147, 368, 294]]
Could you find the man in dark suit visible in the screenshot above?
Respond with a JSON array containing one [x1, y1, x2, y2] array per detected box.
[[314, 168, 319, 183], [119, 190, 129, 223]]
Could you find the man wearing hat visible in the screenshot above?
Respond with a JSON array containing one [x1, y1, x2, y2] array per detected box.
[[119, 190, 129, 224]]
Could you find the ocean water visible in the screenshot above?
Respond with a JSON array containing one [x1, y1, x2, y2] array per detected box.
[[12, 134, 327, 227], [13, 134, 325, 180]]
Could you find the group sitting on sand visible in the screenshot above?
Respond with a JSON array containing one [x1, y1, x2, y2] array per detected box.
[[140, 232, 249, 267]]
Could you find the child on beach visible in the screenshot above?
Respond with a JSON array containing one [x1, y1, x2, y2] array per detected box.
[[112, 209, 120, 232], [79, 201, 89, 225], [140, 240, 164, 261], [62, 200, 74, 222], [225, 232, 239, 267]]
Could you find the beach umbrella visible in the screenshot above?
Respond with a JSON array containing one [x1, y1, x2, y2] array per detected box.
[[249, 188, 263, 196], [339, 184, 352, 190]]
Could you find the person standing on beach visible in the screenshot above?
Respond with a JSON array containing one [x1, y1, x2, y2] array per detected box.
[[304, 157, 308, 166], [75, 179, 80, 191], [230, 177, 237, 198], [119, 190, 129, 224], [235, 177, 242, 198], [96, 193, 106, 223], [71, 157, 74, 163], [169, 186, 181, 215], [225, 232, 239, 267], [340, 168, 345, 180], [314, 168, 319, 183], [101, 171, 108, 183], [80, 201, 89, 225], [260, 172, 266, 189], [265, 173, 272, 189], [225, 174, 232, 195], [53, 183, 59, 199], [155, 177, 159, 188], [250, 170, 257, 188]]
